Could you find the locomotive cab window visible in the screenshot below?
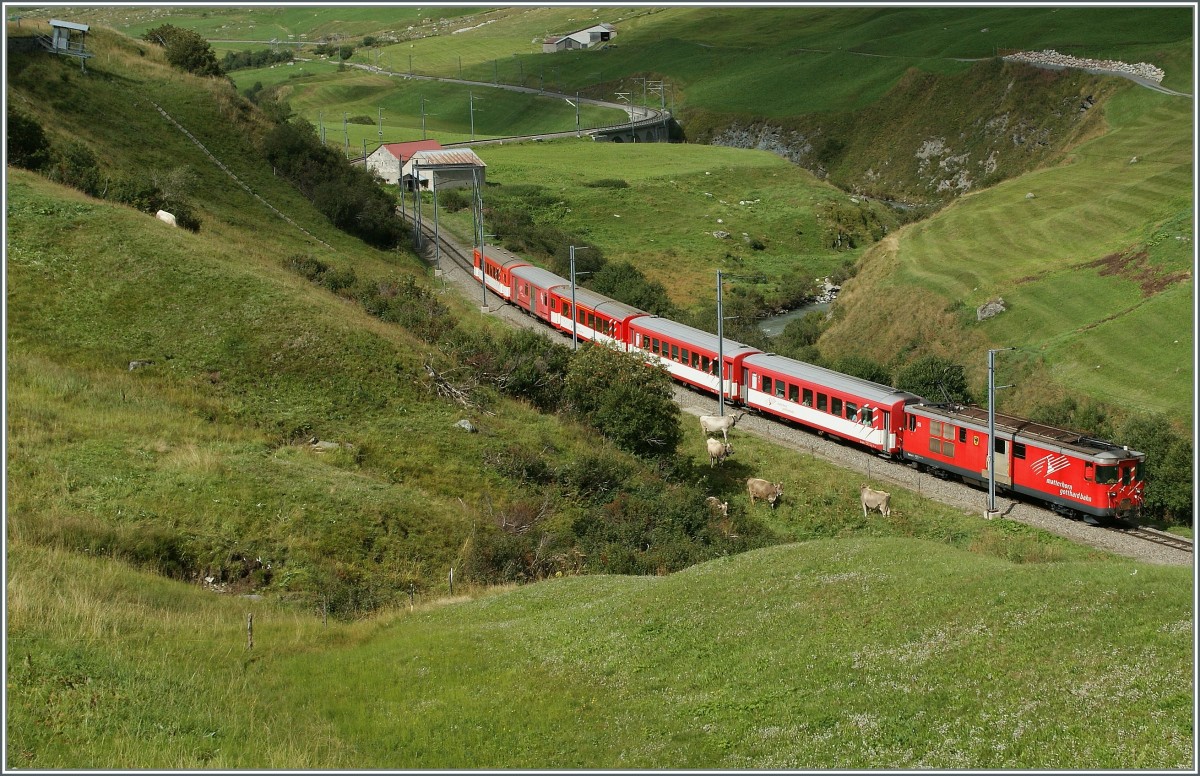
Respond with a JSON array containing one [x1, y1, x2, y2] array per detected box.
[[908, 414, 917, 431], [958, 427, 967, 443], [994, 438, 1006, 454], [1096, 465, 1119, 484]]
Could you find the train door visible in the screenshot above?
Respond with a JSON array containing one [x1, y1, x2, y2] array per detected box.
[[990, 437, 1012, 486], [880, 410, 890, 449]]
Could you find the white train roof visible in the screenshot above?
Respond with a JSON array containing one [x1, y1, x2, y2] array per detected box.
[[744, 352, 924, 406], [630, 317, 761, 358], [510, 264, 569, 288]]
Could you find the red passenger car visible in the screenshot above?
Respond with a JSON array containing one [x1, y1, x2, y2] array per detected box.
[[473, 245, 529, 302], [627, 317, 760, 401], [742, 353, 923, 455], [510, 264, 569, 324], [550, 286, 648, 349], [902, 404, 1146, 520]]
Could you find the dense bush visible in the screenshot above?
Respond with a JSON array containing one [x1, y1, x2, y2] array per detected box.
[[1114, 413, 1193, 526], [563, 343, 682, 459], [894, 354, 972, 404], [142, 24, 222, 77], [6, 107, 51, 171], [586, 261, 677, 317], [222, 48, 294, 72], [263, 118, 406, 248]]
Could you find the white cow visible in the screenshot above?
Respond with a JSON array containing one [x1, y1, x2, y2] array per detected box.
[[156, 209, 177, 227], [860, 484, 892, 517], [706, 437, 733, 467], [747, 478, 783, 508], [699, 410, 745, 443]]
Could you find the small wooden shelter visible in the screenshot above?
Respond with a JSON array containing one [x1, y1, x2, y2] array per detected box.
[[41, 19, 93, 70]]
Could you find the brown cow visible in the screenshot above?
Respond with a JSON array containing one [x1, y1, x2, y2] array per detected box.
[[747, 477, 783, 508], [860, 483, 892, 517]]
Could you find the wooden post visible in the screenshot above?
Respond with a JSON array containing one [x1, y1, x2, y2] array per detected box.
[[448, 567, 454, 596], [409, 583, 415, 611], [246, 612, 254, 650], [322, 596, 328, 628]]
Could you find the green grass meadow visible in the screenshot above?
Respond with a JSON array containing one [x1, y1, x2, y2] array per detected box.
[[8, 534, 1192, 769]]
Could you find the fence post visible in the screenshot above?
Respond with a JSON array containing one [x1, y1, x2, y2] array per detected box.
[[449, 567, 454, 596], [409, 583, 415, 611], [246, 612, 254, 650]]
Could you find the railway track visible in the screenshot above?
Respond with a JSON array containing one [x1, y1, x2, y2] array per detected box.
[[1110, 525, 1194, 553]]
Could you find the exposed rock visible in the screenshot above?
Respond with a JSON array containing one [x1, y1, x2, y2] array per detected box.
[[977, 297, 1007, 321], [713, 230, 731, 239], [455, 419, 478, 433], [128, 359, 154, 371]]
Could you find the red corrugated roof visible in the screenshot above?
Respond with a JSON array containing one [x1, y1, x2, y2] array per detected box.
[[382, 140, 442, 161]]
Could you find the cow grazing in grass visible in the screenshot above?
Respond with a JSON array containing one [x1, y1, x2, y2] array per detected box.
[[747, 477, 783, 508], [860, 483, 892, 517], [156, 209, 177, 227], [699, 411, 745, 444], [707, 437, 733, 467]]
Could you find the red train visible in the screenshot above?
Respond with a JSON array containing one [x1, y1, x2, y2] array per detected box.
[[474, 246, 1146, 521]]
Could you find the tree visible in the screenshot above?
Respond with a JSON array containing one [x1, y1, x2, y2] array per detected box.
[[563, 343, 681, 459], [1116, 413, 1193, 525], [895, 354, 972, 404], [587, 261, 676, 317], [143, 24, 221, 77]]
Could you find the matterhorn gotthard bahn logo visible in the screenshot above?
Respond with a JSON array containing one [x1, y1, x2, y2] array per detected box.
[[1031, 453, 1072, 477]]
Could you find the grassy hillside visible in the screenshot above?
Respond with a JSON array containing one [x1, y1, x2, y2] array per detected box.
[[820, 83, 1194, 426], [7, 537, 1191, 768]]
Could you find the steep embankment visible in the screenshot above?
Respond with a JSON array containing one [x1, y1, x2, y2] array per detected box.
[[701, 57, 1119, 206]]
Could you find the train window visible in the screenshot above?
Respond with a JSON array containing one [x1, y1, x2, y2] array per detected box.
[[702, 356, 711, 373], [817, 393, 828, 412], [831, 397, 843, 416], [1084, 462, 1094, 482], [861, 408, 873, 425], [1013, 442, 1026, 459], [775, 380, 786, 399], [671, 344, 679, 361], [588, 313, 596, 330], [908, 414, 917, 431], [681, 348, 690, 365], [929, 437, 941, 454], [994, 438, 1006, 454], [943, 424, 955, 441], [652, 337, 660, 355], [845, 401, 857, 419], [1122, 467, 1132, 486], [789, 384, 799, 403], [942, 441, 955, 457], [1134, 461, 1144, 480], [958, 427, 967, 443], [802, 388, 813, 407], [930, 420, 943, 438], [1096, 465, 1119, 484], [562, 302, 571, 319], [762, 376, 773, 395]]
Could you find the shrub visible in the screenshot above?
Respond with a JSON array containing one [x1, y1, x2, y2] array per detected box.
[[143, 24, 222, 77], [6, 108, 51, 171], [563, 343, 682, 459], [895, 354, 972, 404]]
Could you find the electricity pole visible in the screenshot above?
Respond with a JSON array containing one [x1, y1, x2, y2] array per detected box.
[[986, 347, 1015, 519], [570, 246, 591, 351]]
